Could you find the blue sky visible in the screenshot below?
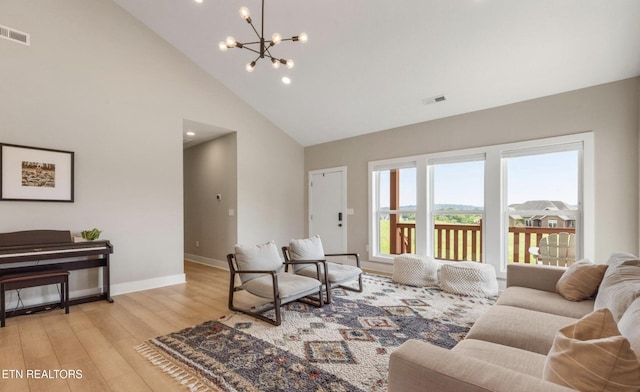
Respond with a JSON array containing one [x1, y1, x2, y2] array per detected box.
[[379, 150, 578, 208]]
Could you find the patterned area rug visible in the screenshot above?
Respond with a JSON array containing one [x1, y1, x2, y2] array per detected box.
[[136, 274, 496, 391]]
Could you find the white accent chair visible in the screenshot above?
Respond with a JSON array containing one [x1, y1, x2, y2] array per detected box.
[[529, 232, 576, 267], [226, 240, 324, 326], [282, 236, 363, 304]]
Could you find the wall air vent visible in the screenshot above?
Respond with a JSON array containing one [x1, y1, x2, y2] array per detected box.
[[422, 95, 446, 105], [0, 24, 31, 46]]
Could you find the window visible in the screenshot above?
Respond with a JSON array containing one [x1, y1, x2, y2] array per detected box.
[[368, 132, 594, 278], [504, 148, 580, 264], [431, 159, 484, 261], [371, 162, 417, 258]]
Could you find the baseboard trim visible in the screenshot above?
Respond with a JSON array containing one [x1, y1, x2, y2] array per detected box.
[[3, 274, 187, 310], [184, 253, 228, 270], [111, 273, 186, 296]]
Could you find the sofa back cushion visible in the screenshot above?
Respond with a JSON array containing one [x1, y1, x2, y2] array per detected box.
[[543, 308, 640, 391], [594, 257, 640, 322], [618, 297, 640, 359], [556, 259, 607, 301]]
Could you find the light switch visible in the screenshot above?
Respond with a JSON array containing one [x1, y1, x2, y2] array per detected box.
[[229, 209, 235, 216]]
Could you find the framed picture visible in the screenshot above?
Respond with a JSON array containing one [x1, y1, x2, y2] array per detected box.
[[0, 143, 74, 202]]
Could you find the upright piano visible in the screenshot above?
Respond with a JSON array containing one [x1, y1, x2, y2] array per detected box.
[[0, 229, 113, 317]]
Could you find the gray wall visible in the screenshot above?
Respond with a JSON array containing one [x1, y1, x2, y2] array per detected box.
[[0, 0, 304, 300], [184, 133, 237, 265], [305, 78, 640, 268]]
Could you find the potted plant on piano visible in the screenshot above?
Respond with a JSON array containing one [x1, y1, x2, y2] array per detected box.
[[75, 228, 101, 242]]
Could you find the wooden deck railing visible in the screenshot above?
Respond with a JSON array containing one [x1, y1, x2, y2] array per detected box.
[[394, 223, 575, 263]]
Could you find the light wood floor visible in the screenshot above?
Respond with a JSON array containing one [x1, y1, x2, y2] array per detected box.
[[0, 261, 232, 392]]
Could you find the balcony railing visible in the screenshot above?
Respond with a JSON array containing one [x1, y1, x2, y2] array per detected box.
[[393, 222, 575, 263]]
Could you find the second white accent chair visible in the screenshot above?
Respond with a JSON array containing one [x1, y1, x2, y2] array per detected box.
[[282, 235, 363, 304]]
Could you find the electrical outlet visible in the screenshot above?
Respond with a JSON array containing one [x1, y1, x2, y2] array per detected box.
[[195, 240, 199, 247]]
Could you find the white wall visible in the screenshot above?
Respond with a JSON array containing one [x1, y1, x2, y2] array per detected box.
[[0, 0, 304, 302], [305, 78, 640, 270]]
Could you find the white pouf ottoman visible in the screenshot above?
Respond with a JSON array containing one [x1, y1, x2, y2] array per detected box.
[[440, 262, 498, 297], [392, 254, 438, 287]]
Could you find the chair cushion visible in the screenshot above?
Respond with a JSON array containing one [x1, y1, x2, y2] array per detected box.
[[555, 259, 607, 301], [594, 258, 640, 322], [288, 236, 325, 272], [296, 262, 362, 285], [234, 241, 283, 283], [543, 308, 640, 391], [242, 272, 321, 300]]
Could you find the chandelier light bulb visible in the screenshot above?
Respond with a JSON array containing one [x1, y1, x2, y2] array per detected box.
[[271, 59, 280, 69], [298, 32, 308, 43], [246, 61, 256, 72], [225, 36, 237, 48], [271, 33, 282, 45], [239, 7, 251, 21], [286, 59, 295, 69], [218, 41, 228, 52]]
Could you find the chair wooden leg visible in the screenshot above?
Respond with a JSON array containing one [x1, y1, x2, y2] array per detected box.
[[338, 275, 364, 294], [228, 287, 284, 326]]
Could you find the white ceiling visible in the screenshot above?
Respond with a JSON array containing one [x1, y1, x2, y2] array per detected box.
[[113, 0, 640, 147]]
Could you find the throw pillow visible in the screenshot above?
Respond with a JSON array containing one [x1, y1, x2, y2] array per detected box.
[[556, 259, 607, 301], [288, 236, 325, 272], [543, 308, 640, 391]]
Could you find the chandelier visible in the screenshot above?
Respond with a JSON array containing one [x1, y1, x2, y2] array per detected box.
[[218, 0, 308, 73]]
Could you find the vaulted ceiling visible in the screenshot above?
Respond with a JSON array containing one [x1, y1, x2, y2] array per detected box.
[[113, 0, 640, 147]]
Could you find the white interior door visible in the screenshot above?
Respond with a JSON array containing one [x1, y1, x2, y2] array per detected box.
[[309, 167, 347, 253]]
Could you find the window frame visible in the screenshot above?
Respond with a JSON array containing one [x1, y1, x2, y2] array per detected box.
[[367, 132, 594, 278]]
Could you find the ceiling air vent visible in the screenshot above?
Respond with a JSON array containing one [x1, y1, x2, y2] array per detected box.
[[0, 24, 30, 46], [422, 95, 446, 105]]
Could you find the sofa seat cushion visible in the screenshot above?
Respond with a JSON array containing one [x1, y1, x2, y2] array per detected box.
[[453, 338, 548, 378], [497, 286, 594, 319], [465, 305, 577, 355]]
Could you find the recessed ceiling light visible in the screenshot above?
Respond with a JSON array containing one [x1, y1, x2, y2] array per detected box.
[[194, 0, 203, 3], [282, 76, 291, 85], [186, 131, 196, 136]]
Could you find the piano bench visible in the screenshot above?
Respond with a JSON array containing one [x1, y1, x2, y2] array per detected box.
[[0, 269, 70, 327]]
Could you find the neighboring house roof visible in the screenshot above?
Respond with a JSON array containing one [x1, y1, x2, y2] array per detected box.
[[508, 200, 576, 221]]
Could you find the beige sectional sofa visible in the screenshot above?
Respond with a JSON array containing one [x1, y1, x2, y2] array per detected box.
[[388, 253, 640, 392]]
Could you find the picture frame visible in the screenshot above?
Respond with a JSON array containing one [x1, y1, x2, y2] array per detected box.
[[0, 143, 74, 202]]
